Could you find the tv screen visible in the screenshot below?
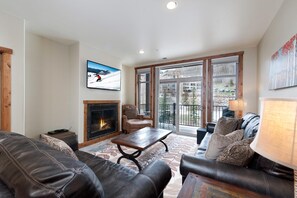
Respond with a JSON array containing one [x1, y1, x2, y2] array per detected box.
[[87, 60, 121, 91]]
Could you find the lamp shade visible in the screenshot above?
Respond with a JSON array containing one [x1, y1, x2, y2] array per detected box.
[[228, 99, 244, 111], [250, 98, 297, 170]]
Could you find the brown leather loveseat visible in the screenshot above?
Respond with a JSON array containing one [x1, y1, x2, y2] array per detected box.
[[0, 131, 171, 198]]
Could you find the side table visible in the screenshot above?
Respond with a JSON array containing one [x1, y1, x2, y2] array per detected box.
[[45, 131, 78, 151], [177, 173, 268, 198]]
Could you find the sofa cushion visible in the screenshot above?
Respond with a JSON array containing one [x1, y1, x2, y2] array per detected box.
[[216, 138, 254, 166], [213, 117, 241, 135], [40, 134, 78, 160], [75, 150, 137, 198], [0, 132, 104, 198], [241, 112, 259, 129], [205, 129, 244, 160], [243, 116, 260, 138], [126, 119, 152, 128]]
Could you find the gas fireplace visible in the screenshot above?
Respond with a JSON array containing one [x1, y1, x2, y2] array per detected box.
[[84, 100, 119, 142]]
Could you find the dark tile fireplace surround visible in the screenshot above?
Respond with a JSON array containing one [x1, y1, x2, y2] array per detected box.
[[84, 100, 120, 144]]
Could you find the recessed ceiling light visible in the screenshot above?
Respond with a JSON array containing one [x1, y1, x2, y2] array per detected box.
[[139, 49, 144, 54], [167, 1, 178, 10]]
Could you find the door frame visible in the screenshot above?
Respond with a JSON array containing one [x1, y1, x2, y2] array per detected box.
[[0, 46, 13, 131]]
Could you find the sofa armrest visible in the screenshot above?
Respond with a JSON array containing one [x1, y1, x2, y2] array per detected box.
[[113, 160, 172, 198], [206, 122, 216, 133], [180, 154, 293, 198]]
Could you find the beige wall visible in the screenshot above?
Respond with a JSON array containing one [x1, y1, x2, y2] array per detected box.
[[121, 65, 135, 105], [258, 0, 297, 100], [24, 37, 126, 141], [25, 33, 72, 138], [242, 47, 258, 113], [0, 11, 25, 134], [77, 43, 122, 143], [69, 43, 80, 138]]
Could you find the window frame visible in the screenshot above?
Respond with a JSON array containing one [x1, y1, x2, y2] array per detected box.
[[135, 51, 243, 128]]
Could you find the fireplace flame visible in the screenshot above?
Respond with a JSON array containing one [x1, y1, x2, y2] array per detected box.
[[100, 118, 107, 128]]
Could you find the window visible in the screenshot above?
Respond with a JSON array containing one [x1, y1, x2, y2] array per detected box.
[[211, 56, 239, 121], [159, 64, 202, 80], [135, 51, 243, 131], [137, 69, 151, 116]]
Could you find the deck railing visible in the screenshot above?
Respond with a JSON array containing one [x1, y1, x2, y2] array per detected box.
[[157, 104, 227, 128], [139, 103, 228, 129]]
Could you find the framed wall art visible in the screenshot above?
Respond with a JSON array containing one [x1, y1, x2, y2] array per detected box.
[[269, 34, 297, 90]]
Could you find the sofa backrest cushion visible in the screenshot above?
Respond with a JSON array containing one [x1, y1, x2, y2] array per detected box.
[[241, 112, 259, 129], [243, 116, 260, 138], [241, 112, 260, 138], [0, 132, 104, 198], [123, 105, 138, 119]]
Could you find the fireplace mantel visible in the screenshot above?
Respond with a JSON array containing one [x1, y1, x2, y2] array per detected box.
[[82, 100, 120, 147]]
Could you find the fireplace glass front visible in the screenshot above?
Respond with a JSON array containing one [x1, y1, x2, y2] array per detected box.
[[87, 103, 118, 140]]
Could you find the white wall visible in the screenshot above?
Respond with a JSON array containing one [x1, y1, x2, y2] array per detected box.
[[77, 43, 122, 143], [25, 33, 71, 138], [258, 0, 297, 100], [0, 11, 25, 133]]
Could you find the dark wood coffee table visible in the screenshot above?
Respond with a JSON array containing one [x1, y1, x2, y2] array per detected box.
[[178, 173, 269, 198], [111, 127, 172, 170]]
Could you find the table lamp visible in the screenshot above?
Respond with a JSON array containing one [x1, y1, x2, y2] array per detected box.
[[228, 99, 244, 118], [250, 98, 297, 197]]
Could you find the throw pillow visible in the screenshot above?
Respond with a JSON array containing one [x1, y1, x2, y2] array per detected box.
[[214, 117, 241, 135], [216, 138, 254, 166], [40, 134, 78, 160], [205, 129, 244, 160]]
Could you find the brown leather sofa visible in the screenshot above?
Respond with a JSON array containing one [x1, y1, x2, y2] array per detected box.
[[180, 113, 294, 198], [0, 131, 171, 198], [122, 104, 152, 133]]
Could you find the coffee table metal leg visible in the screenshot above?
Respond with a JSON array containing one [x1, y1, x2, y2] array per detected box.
[[116, 144, 142, 171], [159, 140, 169, 152]]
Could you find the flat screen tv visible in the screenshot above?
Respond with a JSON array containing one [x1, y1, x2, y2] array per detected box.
[[86, 60, 121, 91]]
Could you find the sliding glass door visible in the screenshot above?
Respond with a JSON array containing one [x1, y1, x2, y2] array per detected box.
[[156, 63, 203, 135], [179, 81, 202, 134], [158, 82, 177, 130]]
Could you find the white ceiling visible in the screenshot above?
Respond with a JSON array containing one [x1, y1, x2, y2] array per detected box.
[[0, 0, 284, 66]]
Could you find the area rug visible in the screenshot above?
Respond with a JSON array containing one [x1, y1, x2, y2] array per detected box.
[[81, 133, 198, 198]]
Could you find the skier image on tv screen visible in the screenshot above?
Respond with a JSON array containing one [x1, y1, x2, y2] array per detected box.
[[96, 73, 102, 82]]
